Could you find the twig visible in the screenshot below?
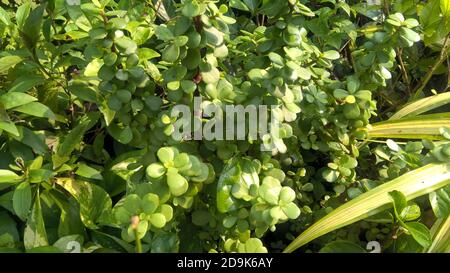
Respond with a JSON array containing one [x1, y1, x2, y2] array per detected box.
[[396, 48, 410, 94], [412, 34, 450, 100]]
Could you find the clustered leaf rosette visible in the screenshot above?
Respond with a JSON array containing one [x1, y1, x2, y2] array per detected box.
[[146, 147, 213, 208], [112, 193, 173, 242], [112, 146, 212, 241], [216, 157, 300, 239], [222, 237, 268, 253]]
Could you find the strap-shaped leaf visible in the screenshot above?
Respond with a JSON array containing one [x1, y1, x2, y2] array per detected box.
[[366, 113, 450, 140], [427, 216, 450, 253], [284, 163, 450, 253], [390, 92, 450, 120]]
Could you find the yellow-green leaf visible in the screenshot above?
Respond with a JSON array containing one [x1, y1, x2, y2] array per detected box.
[[366, 113, 450, 140], [284, 163, 450, 253], [390, 92, 450, 120]]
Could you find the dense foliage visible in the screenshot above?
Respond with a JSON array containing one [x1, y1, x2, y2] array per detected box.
[[0, 0, 449, 253]]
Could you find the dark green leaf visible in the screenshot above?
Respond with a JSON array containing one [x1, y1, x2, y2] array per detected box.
[[13, 182, 32, 221], [57, 112, 100, 157]]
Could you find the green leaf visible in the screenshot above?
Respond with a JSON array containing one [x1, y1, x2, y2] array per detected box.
[[200, 62, 220, 84], [141, 193, 160, 214], [217, 158, 260, 213], [89, 28, 108, 40], [389, 190, 407, 217], [114, 37, 137, 55], [0, 56, 23, 74], [8, 76, 45, 93], [229, 0, 250, 11], [323, 50, 340, 60], [13, 182, 32, 221], [180, 80, 196, 94], [76, 163, 103, 180], [69, 83, 98, 103], [204, 27, 224, 46], [268, 52, 284, 66], [107, 123, 133, 144], [56, 178, 112, 229], [12, 126, 48, 155], [0, 170, 21, 184], [58, 112, 100, 157], [162, 44, 180, 63], [284, 163, 450, 253], [248, 68, 269, 81], [157, 147, 177, 164], [20, 3, 46, 50], [167, 172, 189, 196], [13, 102, 56, 120], [182, 0, 201, 17], [0, 6, 11, 26], [24, 192, 48, 250], [244, 0, 259, 12], [319, 240, 366, 253], [403, 222, 432, 248], [242, 238, 267, 253], [149, 213, 166, 228], [0, 121, 19, 136], [16, 2, 31, 30], [138, 48, 160, 60], [174, 36, 189, 47], [0, 212, 20, 243], [282, 202, 301, 219], [155, 25, 174, 41], [146, 163, 166, 179], [400, 27, 420, 42], [400, 204, 421, 221]]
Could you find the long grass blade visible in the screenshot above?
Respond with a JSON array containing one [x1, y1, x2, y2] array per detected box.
[[390, 92, 450, 120], [283, 163, 450, 253], [427, 216, 450, 253], [366, 113, 450, 140]]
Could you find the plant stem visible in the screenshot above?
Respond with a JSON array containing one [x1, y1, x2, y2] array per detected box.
[[134, 230, 143, 253], [396, 48, 410, 94], [412, 35, 450, 100]]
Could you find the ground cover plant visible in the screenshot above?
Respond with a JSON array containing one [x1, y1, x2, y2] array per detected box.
[[0, 0, 449, 253]]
